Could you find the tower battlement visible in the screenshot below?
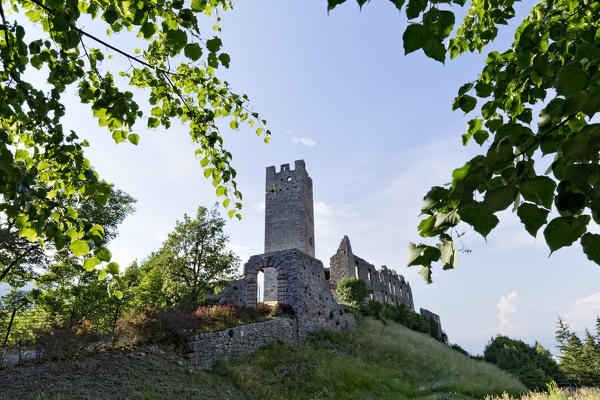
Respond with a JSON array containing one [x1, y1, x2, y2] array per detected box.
[[264, 159, 315, 257]]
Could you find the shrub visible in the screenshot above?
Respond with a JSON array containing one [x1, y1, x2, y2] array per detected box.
[[362, 300, 384, 319], [115, 303, 283, 346], [336, 278, 369, 307], [35, 319, 100, 359]]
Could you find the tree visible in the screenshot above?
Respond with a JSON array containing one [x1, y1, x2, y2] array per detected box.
[[336, 278, 369, 307], [0, 185, 135, 341], [484, 335, 565, 390], [0, 0, 270, 288], [134, 205, 240, 308], [329, 0, 600, 282], [556, 316, 600, 386]]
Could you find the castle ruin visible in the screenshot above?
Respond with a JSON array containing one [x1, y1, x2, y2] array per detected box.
[[217, 160, 442, 344]]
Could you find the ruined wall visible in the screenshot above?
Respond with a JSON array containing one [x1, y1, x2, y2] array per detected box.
[[184, 317, 297, 369], [265, 160, 315, 257], [420, 308, 443, 338], [233, 249, 354, 341], [329, 235, 414, 310]]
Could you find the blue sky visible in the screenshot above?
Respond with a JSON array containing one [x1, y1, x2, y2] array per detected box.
[[16, 0, 600, 354]]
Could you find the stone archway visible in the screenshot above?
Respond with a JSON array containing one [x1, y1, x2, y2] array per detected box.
[[244, 255, 288, 308]]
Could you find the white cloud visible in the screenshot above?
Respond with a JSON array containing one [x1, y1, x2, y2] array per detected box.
[[498, 290, 519, 332], [564, 291, 600, 330], [252, 201, 265, 211], [466, 290, 520, 339], [291, 137, 316, 147]]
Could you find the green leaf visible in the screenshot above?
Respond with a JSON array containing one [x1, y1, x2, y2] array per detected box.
[[407, 243, 441, 267], [128, 134, 139, 145], [437, 10, 455, 38], [140, 22, 157, 39], [423, 38, 445, 63], [184, 43, 203, 61], [228, 209, 236, 218], [191, 0, 206, 11], [106, 262, 119, 275], [418, 215, 437, 237], [403, 24, 425, 54], [327, 0, 345, 11], [544, 215, 590, 253], [70, 240, 90, 257], [113, 290, 124, 299], [200, 157, 210, 167], [166, 29, 187, 53], [519, 176, 556, 209], [458, 201, 499, 238], [95, 247, 112, 262], [223, 198, 231, 208], [458, 95, 477, 113], [439, 236, 458, 270], [581, 233, 600, 265], [555, 62, 588, 98], [406, 0, 427, 19], [483, 185, 517, 213], [83, 257, 100, 271], [206, 37, 223, 53], [517, 203, 549, 237], [421, 186, 449, 214], [419, 266, 432, 284], [98, 269, 108, 280], [216, 186, 226, 197], [218, 53, 230, 68]]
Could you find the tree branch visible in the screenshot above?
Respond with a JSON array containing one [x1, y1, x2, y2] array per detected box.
[[28, 0, 177, 76]]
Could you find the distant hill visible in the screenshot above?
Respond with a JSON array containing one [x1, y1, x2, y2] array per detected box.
[[0, 317, 525, 399]]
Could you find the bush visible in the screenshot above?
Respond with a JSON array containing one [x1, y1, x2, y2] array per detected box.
[[115, 303, 285, 346], [336, 278, 369, 307], [361, 300, 384, 320], [35, 319, 100, 359]]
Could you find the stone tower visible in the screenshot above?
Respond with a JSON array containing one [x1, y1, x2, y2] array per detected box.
[[264, 160, 315, 257]]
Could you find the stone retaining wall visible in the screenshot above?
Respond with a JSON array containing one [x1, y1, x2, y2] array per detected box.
[[183, 317, 298, 369]]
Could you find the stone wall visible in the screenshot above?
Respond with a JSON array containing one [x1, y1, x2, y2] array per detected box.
[[220, 249, 354, 342], [420, 308, 443, 338], [264, 160, 315, 257], [329, 235, 414, 310], [184, 317, 297, 369]]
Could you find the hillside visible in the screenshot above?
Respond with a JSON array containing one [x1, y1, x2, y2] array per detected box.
[[0, 317, 525, 399]]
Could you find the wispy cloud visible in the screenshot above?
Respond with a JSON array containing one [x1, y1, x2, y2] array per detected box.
[[252, 201, 265, 211], [291, 137, 316, 147]]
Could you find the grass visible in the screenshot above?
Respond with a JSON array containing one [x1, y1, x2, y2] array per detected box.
[[217, 317, 526, 399], [485, 387, 600, 400], [0, 316, 527, 399]]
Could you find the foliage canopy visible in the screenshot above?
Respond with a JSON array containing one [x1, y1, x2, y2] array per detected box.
[[330, 0, 600, 281], [0, 0, 269, 288]]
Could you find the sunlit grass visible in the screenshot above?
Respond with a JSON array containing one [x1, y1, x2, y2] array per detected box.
[[485, 387, 600, 400]]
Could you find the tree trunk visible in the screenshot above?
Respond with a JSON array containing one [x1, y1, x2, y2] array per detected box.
[[3, 308, 16, 346], [111, 301, 121, 334]]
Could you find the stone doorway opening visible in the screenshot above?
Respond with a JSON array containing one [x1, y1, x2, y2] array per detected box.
[[257, 266, 278, 306], [245, 255, 288, 309]]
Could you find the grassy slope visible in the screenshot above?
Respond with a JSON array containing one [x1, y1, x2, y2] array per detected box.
[[0, 317, 525, 400], [218, 317, 526, 400]]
